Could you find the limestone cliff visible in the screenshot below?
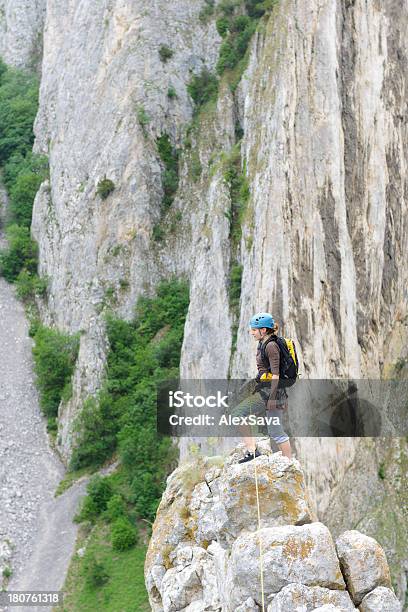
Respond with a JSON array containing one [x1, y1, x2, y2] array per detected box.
[[0, 0, 45, 71], [1, 0, 407, 604]]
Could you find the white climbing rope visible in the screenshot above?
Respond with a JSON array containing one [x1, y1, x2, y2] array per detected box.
[[253, 451, 266, 612]]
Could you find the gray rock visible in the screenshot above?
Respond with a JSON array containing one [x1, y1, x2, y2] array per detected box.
[[0, 0, 46, 70], [359, 586, 402, 612], [0, 539, 13, 568], [312, 606, 346, 612], [236, 598, 260, 612], [161, 563, 203, 612], [335, 531, 392, 605], [160, 544, 219, 612], [266, 584, 355, 611], [150, 564, 166, 593], [227, 522, 345, 610], [193, 453, 313, 546]]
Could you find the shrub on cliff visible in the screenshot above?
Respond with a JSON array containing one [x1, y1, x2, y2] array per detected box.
[[187, 68, 219, 112], [0, 224, 38, 281], [96, 177, 115, 200], [245, 0, 279, 17], [69, 279, 188, 523], [105, 494, 126, 522], [32, 325, 80, 418], [136, 105, 150, 136], [221, 144, 250, 246], [217, 40, 238, 73], [156, 134, 179, 211], [199, 0, 215, 22], [3, 151, 49, 223], [214, 0, 279, 78], [15, 269, 47, 301], [0, 65, 38, 165], [216, 16, 230, 36], [0, 58, 7, 82], [0, 60, 47, 285], [167, 85, 177, 99], [74, 474, 114, 523], [216, 17, 256, 75], [8, 171, 44, 226], [158, 45, 174, 62], [69, 393, 121, 470], [229, 264, 243, 310], [219, 0, 239, 16]]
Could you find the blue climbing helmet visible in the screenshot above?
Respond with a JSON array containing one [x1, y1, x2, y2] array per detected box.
[[249, 312, 275, 329]]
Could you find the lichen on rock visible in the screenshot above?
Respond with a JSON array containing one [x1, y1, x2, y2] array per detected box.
[[335, 530, 392, 605], [145, 442, 398, 611]]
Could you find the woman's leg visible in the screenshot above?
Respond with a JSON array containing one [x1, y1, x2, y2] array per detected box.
[[277, 439, 292, 458], [243, 432, 257, 452], [267, 405, 291, 458], [231, 393, 266, 451]]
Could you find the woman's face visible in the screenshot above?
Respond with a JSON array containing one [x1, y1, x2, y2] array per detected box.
[[250, 327, 267, 340]]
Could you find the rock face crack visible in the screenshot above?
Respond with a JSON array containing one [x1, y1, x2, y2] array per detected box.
[[204, 478, 213, 495]]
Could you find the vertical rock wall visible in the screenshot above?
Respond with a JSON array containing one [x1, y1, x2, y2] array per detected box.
[[230, 0, 408, 381], [1, 0, 407, 600], [27, 0, 408, 460], [30, 0, 221, 457], [0, 0, 45, 71]]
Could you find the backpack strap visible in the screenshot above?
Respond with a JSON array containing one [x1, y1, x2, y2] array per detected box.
[[259, 334, 278, 371]]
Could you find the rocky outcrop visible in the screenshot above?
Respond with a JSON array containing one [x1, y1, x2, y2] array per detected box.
[[359, 586, 402, 612], [267, 584, 355, 611], [190, 446, 313, 547], [311, 606, 347, 612], [335, 530, 392, 605], [226, 522, 346, 608], [145, 442, 399, 611], [0, 0, 46, 71], [227, 3, 408, 595]]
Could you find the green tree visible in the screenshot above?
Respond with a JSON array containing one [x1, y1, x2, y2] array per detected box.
[[0, 224, 38, 281], [0, 58, 7, 83], [158, 45, 174, 62], [187, 69, 218, 111], [32, 325, 80, 418], [70, 279, 188, 522], [0, 67, 39, 165], [111, 517, 138, 551], [156, 134, 179, 211], [9, 172, 43, 226], [85, 557, 109, 588]]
